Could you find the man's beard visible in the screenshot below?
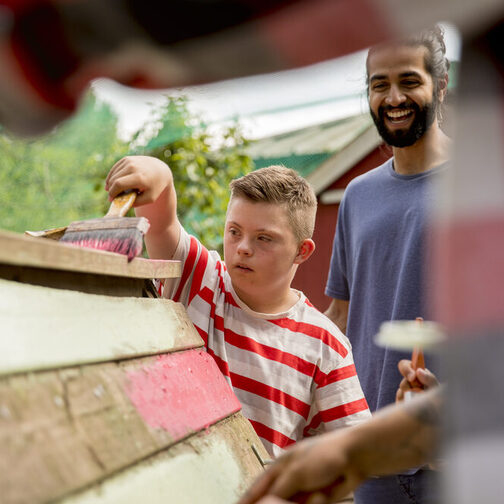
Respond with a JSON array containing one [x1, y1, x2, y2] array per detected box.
[[371, 98, 438, 148]]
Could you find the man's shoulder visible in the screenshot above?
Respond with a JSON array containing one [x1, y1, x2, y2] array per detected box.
[[346, 157, 392, 190]]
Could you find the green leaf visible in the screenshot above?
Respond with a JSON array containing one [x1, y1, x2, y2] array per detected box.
[[0, 91, 253, 257]]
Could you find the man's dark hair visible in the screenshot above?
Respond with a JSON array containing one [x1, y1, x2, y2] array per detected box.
[[366, 25, 450, 120]]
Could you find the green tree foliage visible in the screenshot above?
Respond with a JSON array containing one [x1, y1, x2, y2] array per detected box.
[[0, 91, 254, 255], [137, 96, 254, 253], [0, 92, 129, 232]]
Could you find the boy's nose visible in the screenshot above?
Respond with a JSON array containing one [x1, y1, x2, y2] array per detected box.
[[237, 238, 253, 255]]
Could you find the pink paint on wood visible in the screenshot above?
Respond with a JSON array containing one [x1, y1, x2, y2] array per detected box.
[[125, 350, 241, 439], [431, 215, 504, 333]]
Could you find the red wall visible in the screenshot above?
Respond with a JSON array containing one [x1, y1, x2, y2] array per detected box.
[[292, 145, 391, 312]]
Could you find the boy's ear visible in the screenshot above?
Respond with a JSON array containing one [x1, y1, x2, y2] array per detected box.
[[294, 239, 316, 264]]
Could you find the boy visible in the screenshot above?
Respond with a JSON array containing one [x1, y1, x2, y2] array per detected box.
[[106, 155, 370, 457]]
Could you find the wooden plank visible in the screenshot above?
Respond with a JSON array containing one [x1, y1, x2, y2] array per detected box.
[[61, 414, 268, 504], [124, 350, 241, 439], [0, 351, 244, 504], [0, 229, 181, 280], [307, 123, 382, 194], [0, 278, 203, 375], [0, 264, 149, 297]]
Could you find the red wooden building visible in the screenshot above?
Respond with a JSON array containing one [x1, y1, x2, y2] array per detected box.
[[248, 112, 391, 312]]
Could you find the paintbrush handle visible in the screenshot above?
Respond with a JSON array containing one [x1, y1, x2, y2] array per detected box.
[[404, 347, 426, 401], [411, 347, 425, 370], [412, 317, 425, 370], [105, 190, 138, 218], [405, 319, 426, 401]]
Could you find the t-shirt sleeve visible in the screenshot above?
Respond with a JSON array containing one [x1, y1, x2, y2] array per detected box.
[[305, 329, 371, 436], [160, 227, 217, 306], [325, 195, 350, 300]]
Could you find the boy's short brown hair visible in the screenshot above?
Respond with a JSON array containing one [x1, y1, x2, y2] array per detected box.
[[229, 165, 317, 242]]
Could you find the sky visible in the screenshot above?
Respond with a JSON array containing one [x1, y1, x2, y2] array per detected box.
[[93, 23, 461, 142]]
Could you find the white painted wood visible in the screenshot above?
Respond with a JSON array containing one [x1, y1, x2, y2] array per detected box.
[[0, 278, 203, 375], [0, 229, 181, 279], [63, 440, 242, 504], [320, 188, 346, 205], [62, 415, 266, 504], [307, 124, 382, 194]]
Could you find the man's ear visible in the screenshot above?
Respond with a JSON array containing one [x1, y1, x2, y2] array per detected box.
[[294, 239, 316, 264]]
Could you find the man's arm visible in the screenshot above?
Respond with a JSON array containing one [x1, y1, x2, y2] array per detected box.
[[324, 298, 350, 334], [238, 389, 442, 504], [105, 156, 180, 260]]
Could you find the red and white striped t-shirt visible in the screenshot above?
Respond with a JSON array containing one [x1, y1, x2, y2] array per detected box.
[[163, 228, 371, 457]]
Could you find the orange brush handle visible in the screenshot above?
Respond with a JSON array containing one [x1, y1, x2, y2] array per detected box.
[[411, 346, 425, 371], [409, 347, 425, 392], [105, 190, 138, 218], [410, 317, 425, 390]]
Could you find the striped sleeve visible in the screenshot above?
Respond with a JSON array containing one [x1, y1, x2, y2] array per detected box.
[[162, 227, 215, 306]]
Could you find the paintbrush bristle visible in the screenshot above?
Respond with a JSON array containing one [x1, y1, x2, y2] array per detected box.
[[60, 217, 150, 262], [61, 230, 143, 261]]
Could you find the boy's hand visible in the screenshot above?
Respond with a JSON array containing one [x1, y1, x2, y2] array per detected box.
[[105, 155, 179, 260], [396, 360, 439, 402], [105, 155, 172, 207]]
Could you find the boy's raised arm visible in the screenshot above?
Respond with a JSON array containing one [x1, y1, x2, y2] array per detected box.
[[105, 155, 180, 260]]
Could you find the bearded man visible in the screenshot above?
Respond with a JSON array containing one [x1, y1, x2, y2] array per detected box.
[[324, 25, 451, 504]]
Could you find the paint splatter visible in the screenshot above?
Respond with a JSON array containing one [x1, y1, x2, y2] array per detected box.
[[125, 350, 241, 439]]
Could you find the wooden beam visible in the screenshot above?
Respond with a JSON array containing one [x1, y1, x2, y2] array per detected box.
[[61, 414, 267, 504], [320, 188, 346, 205], [0, 351, 249, 504], [307, 124, 382, 194], [0, 229, 181, 280], [0, 264, 150, 297], [0, 278, 203, 375]]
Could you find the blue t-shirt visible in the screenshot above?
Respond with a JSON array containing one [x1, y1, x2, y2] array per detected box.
[[325, 157, 444, 412]]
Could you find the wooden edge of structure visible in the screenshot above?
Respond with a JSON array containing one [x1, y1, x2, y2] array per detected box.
[[0, 278, 204, 376], [0, 229, 181, 279], [0, 350, 268, 504], [61, 413, 268, 504], [0, 231, 272, 504]]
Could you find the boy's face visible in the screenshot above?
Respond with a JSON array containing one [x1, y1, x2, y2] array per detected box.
[[224, 197, 303, 307]]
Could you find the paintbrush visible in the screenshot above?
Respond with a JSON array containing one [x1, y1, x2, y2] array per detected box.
[[59, 190, 150, 261], [404, 317, 426, 400]]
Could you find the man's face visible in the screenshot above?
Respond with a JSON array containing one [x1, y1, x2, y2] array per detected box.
[[367, 45, 438, 148], [223, 197, 300, 305]]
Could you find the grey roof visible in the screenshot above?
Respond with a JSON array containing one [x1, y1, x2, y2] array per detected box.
[[247, 113, 374, 159], [247, 113, 382, 193]]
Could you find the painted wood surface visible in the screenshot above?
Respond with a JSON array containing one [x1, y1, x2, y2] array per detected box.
[[0, 229, 181, 279], [62, 413, 268, 504], [0, 234, 270, 504], [0, 350, 247, 504], [0, 278, 203, 375], [125, 350, 242, 439], [0, 264, 152, 297]]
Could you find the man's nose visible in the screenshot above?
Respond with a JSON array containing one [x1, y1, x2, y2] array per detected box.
[[385, 85, 406, 106]]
